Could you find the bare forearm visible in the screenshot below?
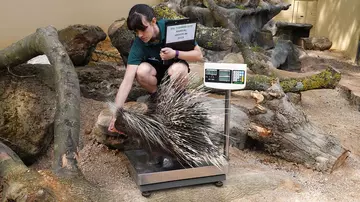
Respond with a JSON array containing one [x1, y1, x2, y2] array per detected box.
[[114, 65, 137, 109], [177, 49, 203, 62], [115, 81, 132, 108]]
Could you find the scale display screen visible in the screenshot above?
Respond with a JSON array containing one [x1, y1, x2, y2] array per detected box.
[[204, 63, 247, 90], [219, 70, 231, 82], [205, 69, 232, 83]]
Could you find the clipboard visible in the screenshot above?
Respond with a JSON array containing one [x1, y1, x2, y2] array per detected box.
[[164, 18, 197, 51]]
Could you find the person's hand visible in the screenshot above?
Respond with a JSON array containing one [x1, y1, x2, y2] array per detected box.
[[108, 116, 116, 132], [160, 47, 176, 60], [108, 116, 125, 135]]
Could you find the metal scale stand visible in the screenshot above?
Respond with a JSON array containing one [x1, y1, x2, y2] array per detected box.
[[125, 62, 247, 197]]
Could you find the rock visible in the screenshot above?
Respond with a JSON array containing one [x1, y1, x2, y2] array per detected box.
[[163, 0, 183, 13], [76, 64, 148, 101], [274, 22, 313, 44], [196, 24, 235, 51], [0, 64, 56, 164], [92, 109, 138, 150], [181, 0, 237, 8], [271, 40, 301, 71], [300, 37, 332, 51], [108, 19, 135, 65], [85, 128, 92, 135], [58, 25, 106, 66], [202, 48, 232, 62], [181, 6, 217, 27], [286, 92, 301, 105], [154, 3, 184, 20], [180, 0, 203, 8], [252, 31, 275, 50], [262, 20, 278, 36], [222, 52, 245, 63], [242, 0, 260, 8], [179, 2, 291, 45], [92, 103, 150, 150]]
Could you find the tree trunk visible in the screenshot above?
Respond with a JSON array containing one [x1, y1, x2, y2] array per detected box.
[[0, 26, 117, 201], [0, 26, 80, 177], [245, 66, 341, 92], [244, 81, 347, 172], [0, 141, 58, 201], [0, 141, 112, 201]]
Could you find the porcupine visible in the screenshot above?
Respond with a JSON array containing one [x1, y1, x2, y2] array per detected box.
[[110, 73, 226, 168]]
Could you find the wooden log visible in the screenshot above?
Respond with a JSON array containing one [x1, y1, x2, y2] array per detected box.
[[0, 141, 109, 201], [0, 26, 80, 177], [0, 141, 57, 201], [245, 66, 341, 92], [243, 81, 348, 172]]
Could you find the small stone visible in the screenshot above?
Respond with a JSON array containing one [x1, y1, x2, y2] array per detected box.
[[85, 128, 92, 135]]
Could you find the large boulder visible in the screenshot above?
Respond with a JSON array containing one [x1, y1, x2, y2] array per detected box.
[[299, 37, 332, 51], [221, 52, 245, 63], [252, 31, 274, 50], [92, 100, 152, 150], [108, 19, 135, 65], [58, 25, 107, 66], [0, 64, 56, 164], [202, 48, 232, 62], [180, 0, 237, 8], [91, 108, 142, 150], [0, 62, 148, 164], [271, 40, 301, 71], [76, 65, 148, 102], [272, 21, 313, 44]]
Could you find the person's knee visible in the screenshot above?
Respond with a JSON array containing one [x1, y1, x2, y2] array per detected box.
[[136, 62, 152, 82], [168, 63, 188, 78]]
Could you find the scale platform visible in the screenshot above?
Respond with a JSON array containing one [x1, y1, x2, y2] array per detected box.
[[125, 149, 228, 196]]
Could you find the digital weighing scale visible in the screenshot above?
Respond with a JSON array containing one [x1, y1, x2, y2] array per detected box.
[[125, 63, 247, 197]]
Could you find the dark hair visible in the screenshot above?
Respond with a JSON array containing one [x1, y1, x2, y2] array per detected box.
[[127, 4, 155, 31]]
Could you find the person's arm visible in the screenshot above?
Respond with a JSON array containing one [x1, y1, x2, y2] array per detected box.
[[114, 64, 138, 108], [108, 64, 138, 132], [160, 45, 203, 62]]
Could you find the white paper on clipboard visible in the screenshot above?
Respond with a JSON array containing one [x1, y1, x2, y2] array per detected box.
[[165, 22, 197, 44]]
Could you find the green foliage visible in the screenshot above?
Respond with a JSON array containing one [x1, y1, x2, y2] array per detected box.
[[236, 5, 246, 10], [251, 46, 262, 52], [153, 5, 183, 20], [280, 67, 341, 92]]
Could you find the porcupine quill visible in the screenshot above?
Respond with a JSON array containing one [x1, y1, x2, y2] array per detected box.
[[109, 73, 227, 169]]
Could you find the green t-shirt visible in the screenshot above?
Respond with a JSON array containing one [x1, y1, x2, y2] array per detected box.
[[127, 19, 197, 66], [127, 19, 167, 66]]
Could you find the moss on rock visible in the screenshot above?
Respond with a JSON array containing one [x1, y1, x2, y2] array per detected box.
[[153, 4, 183, 20]]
